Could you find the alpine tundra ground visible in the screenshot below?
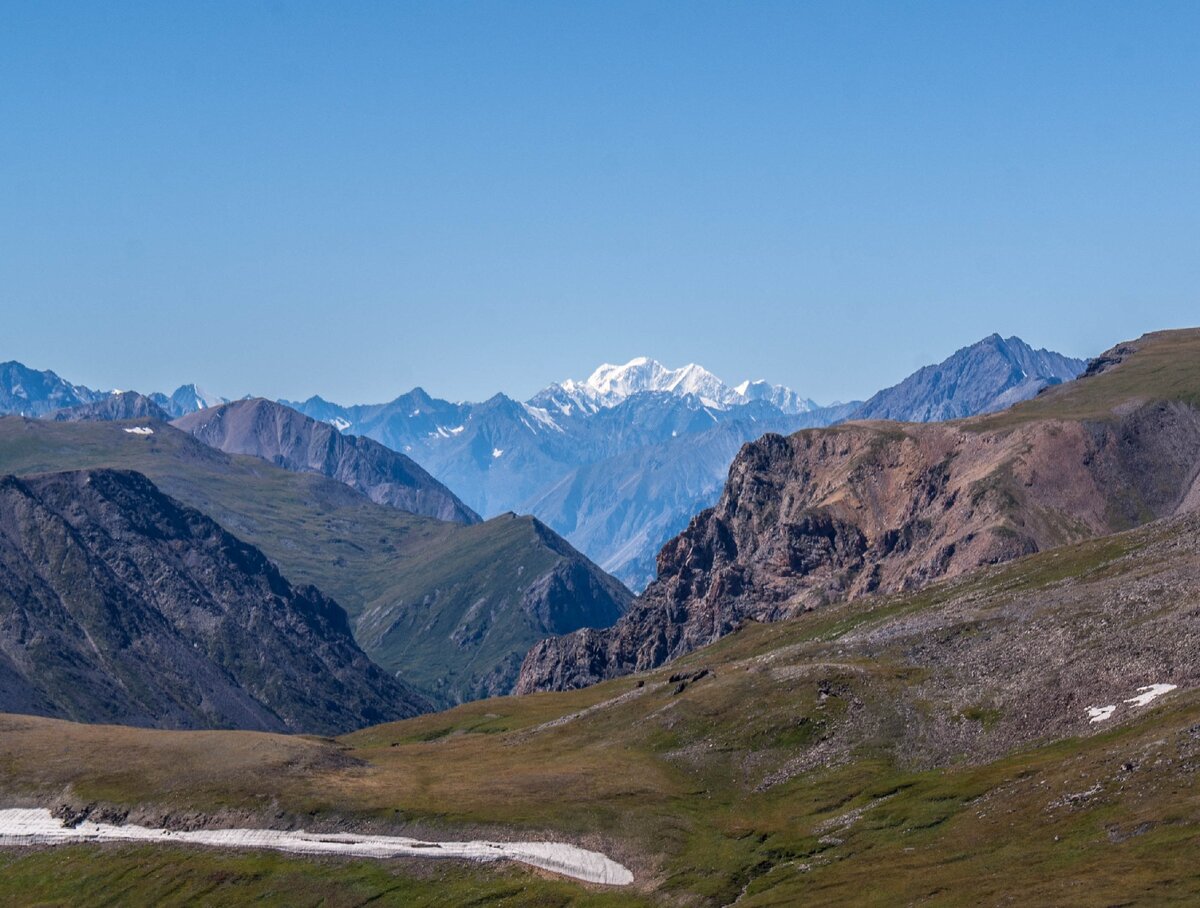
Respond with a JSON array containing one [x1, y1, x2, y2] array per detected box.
[[2, 509, 1200, 905]]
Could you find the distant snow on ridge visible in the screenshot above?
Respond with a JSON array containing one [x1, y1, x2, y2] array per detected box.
[[538, 357, 817, 415]]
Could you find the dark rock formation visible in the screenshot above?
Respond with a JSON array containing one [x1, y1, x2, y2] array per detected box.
[[0, 468, 428, 733]]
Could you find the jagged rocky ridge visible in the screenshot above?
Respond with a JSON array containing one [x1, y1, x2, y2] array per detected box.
[[173, 398, 480, 525], [516, 331, 1200, 692], [0, 361, 106, 417], [850, 334, 1085, 422], [0, 468, 428, 733]]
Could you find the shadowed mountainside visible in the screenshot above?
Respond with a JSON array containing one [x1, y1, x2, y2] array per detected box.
[[0, 418, 630, 704], [0, 468, 427, 734]]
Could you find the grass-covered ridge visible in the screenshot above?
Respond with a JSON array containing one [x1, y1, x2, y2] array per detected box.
[[974, 327, 1200, 428], [0, 417, 629, 704], [3, 510, 1199, 904]]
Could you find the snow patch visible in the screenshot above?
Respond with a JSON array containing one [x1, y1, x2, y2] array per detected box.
[[492, 448, 504, 458], [1085, 683, 1178, 723], [1125, 684, 1177, 707], [1086, 705, 1116, 723], [0, 808, 633, 886], [521, 403, 563, 433], [328, 417, 351, 432], [123, 427, 154, 436]]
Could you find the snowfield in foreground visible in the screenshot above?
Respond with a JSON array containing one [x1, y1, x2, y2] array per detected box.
[[0, 808, 634, 886]]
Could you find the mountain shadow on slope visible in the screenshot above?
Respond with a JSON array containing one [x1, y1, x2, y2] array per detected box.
[[0, 468, 428, 734]]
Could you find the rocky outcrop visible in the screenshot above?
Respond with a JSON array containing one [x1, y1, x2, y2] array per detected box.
[[174, 398, 479, 525], [0, 468, 428, 733], [517, 339, 1200, 692], [51, 391, 171, 422]]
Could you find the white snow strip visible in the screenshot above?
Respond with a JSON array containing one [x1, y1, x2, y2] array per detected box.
[[492, 448, 504, 458], [328, 417, 351, 432], [1125, 683, 1177, 707], [122, 427, 154, 436], [0, 809, 633, 886], [1086, 705, 1116, 723]]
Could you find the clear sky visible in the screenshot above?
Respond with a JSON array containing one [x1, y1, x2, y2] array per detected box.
[[1, 1, 1197, 405]]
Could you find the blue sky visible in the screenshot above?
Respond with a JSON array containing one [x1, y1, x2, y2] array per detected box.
[[1, 1, 1197, 404]]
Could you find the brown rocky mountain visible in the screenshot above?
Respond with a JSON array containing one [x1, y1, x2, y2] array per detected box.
[[173, 398, 480, 525], [0, 468, 428, 734], [517, 328, 1200, 692]]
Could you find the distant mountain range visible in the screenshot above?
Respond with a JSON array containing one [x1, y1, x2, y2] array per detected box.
[[0, 361, 108, 416], [0, 332, 1091, 727], [282, 338, 1084, 587], [151, 384, 230, 418], [0, 336, 1087, 589], [283, 362, 851, 587], [517, 330, 1187, 693]]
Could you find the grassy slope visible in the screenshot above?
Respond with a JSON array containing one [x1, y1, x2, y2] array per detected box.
[[830, 328, 1200, 438], [0, 418, 593, 702], [973, 327, 1200, 428], [2, 515, 1199, 905]]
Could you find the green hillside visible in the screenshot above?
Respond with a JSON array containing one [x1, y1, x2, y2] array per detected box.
[[975, 327, 1200, 428], [0, 418, 629, 703]]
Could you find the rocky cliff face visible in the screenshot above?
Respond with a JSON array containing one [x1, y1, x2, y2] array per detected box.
[[174, 398, 480, 525], [0, 468, 428, 733], [517, 335, 1200, 692]]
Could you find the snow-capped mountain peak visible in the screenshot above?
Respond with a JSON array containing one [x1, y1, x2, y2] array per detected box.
[[536, 357, 814, 414], [732, 379, 818, 415], [573, 358, 735, 409], [173, 384, 228, 412]]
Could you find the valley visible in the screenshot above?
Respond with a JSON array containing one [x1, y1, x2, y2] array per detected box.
[[2, 505, 1199, 903], [5, 6, 1192, 903], [0, 419, 630, 705]]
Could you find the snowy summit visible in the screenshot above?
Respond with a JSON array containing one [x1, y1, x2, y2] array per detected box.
[[540, 357, 816, 415]]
